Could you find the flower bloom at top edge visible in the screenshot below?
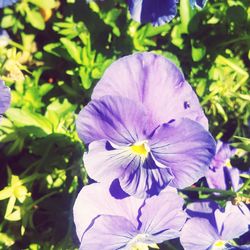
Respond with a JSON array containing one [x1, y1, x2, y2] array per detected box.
[[180, 200, 250, 250], [73, 183, 187, 250], [0, 0, 18, 8], [190, 0, 207, 9], [128, 0, 178, 26], [0, 80, 11, 120], [76, 53, 216, 198], [127, 0, 208, 26]]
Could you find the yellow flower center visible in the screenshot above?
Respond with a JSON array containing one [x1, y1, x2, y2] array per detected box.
[[128, 233, 158, 250], [130, 141, 149, 158], [131, 242, 159, 250], [225, 159, 232, 168], [212, 240, 226, 249]]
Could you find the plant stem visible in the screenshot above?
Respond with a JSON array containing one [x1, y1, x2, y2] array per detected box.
[[179, 186, 250, 199], [180, 186, 235, 195], [238, 178, 250, 193]]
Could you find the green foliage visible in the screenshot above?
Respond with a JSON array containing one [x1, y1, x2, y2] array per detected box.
[[0, 0, 249, 249]]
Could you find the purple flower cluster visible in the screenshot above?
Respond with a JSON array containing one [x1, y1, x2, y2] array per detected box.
[[73, 53, 249, 249], [74, 183, 187, 249], [181, 201, 250, 249], [0, 80, 11, 121]]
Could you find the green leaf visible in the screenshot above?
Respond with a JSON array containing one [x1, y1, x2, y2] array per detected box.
[[79, 66, 91, 89], [215, 102, 228, 122], [171, 24, 184, 49], [0, 233, 14, 247], [1, 15, 15, 28], [46, 99, 76, 119], [6, 108, 52, 134], [28, 0, 56, 9], [180, 0, 195, 33], [26, 9, 45, 30], [191, 41, 206, 62], [60, 38, 82, 64], [39, 83, 54, 96], [43, 42, 62, 57]]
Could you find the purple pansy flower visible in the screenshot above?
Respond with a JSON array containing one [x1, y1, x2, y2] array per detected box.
[[206, 141, 241, 191], [0, 80, 11, 119], [73, 183, 187, 249], [76, 53, 216, 198], [180, 201, 250, 250], [128, 0, 177, 26], [128, 0, 208, 26]]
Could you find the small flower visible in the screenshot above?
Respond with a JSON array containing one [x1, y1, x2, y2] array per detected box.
[[180, 201, 250, 250], [0, 80, 11, 119], [0, 0, 18, 8], [73, 183, 187, 250], [77, 53, 216, 198], [205, 141, 241, 191], [128, 0, 178, 26], [0, 174, 30, 221]]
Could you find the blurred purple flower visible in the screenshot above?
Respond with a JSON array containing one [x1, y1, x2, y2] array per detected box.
[[73, 183, 187, 249], [0, 0, 18, 8], [180, 201, 250, 250], [77, 53, 216, 198], [206, 141, 241, 191], [0, 29, 9, 47], [0, 80, 11, 118]]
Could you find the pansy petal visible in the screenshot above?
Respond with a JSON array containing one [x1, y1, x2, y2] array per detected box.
[[128, 0, 177, 26], [206, 166, 227, 190], [84, 140, 173, 198], [186, 201, 218, 230], [186, 200, 218, 216], [180, 217, 219, 250], [80, 215, 137, 250], [215, 202, 249, 240], [139, 187, 186, 242], [119, 153, 173, 198], [76, 95, 151, 145], [92, 53, 208, 129], [237, 202, 250, 224], [83, 140, 133, 184], [211, 141, 236, 169], [227, 167, 241, 191], [0, 80, 11, 115], [149, 118, 216, 188], [73, 183, 142, 241]]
